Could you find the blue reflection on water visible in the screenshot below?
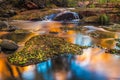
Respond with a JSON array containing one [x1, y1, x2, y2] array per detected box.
[[35, 32, 107, 80], [36, 55, 108, 80], [70, 59, 108, 80], [37, 60, 53, 80], [22, 67, 35, 80], [75, 33, 93, 46]]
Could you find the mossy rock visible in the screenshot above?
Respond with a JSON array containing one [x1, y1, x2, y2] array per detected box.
[[8, 35, 83, 66], [103, 24, 120, 32], [89, 31, 115, 39], [107, 38, 120, 55]]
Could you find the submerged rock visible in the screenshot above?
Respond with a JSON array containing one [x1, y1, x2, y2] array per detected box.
[[8, 35, 83, 66]]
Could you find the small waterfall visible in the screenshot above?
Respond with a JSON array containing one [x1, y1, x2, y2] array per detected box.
[[43, 14, 57, 21], [43, 11, 80, 23]]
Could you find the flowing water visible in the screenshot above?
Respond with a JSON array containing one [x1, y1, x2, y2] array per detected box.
[[0, 20, 120, 80]]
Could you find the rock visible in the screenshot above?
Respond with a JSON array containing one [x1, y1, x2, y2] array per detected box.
[[2, 10, 17, 18], [53, 11, 80, 21], [8, 35, 84, 66], [83, 16, 99, 23], [0, 47, 1, 53], [0, 21, 9, 31], [0, 21, 17, 31], [25, 1, 38, 9], [0, 0, 3, 3], [78, 11, 97, 17], [0, 39, 18, 53], [44, 14, 57, 20], [8, 26, 18, 32]]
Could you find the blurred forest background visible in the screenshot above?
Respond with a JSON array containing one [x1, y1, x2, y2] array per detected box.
[[0, 0, 120, 23], [0, 0, 120, 9]]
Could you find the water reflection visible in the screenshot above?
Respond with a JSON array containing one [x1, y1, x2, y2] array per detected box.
[[26, 54, 109, 80], [22, 66, 35, 80], [75, 33, 92, 46], [0, 21, 120, 80]]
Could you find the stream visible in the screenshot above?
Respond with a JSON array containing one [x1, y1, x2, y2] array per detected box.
[[0, 19, 120, 80]]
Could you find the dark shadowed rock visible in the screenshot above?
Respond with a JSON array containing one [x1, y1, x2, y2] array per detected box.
[[8, 26, 18, 32], [25, 1, 38, 9], [0, 47, 1, 53], [0, 39, 18, 54], [0, 21, 9, 30], [0, 21, 17, 31], [2, 10, 17, 18], [53, 11, 80, 21]]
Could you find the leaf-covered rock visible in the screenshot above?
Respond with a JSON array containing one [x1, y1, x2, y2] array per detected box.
[[8, 35, 83, 66]]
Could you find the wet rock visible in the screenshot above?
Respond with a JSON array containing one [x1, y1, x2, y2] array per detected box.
[[8, 35, 84, 66], [2, 10, 17, 18], [44, 14, 57, 20], [53, 11, 80, 21], [8, 26, 18, 32], [0, 21, 9, 30], [0, 39, 18, 54], [83, 16, 99, 23], [0, 21, 17, 31], [103, 24, 120, 32]]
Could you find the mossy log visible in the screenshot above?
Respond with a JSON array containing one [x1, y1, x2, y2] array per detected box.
[[8, 35, 83, 66]]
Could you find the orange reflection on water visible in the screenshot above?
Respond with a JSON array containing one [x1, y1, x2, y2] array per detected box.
[[0, 54, 31, 80], [54, 71, 70, 80], [75, 48, 120, 80], [0, 32, 9, 36]]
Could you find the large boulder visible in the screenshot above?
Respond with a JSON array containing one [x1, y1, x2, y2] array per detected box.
[[53, 11, 80, 21]]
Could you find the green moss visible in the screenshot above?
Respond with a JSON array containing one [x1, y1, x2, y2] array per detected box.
[[107, 38, 120, 55], [8, 35, 84, 66]]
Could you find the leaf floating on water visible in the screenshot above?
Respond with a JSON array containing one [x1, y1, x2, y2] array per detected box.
[[7, 35, 84, 66]]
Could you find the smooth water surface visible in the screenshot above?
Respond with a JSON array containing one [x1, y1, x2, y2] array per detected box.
[[0, 20, 120, 80]]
